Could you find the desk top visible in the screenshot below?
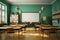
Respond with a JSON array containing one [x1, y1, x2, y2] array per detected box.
[[10, 24, 26, 27], [0, 27, 21, 29], [0, 24, 26, 29], [41, 27, 60, 30]]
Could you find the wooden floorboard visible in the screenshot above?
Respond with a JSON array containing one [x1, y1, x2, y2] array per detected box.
[[0, 28, 60, 40]]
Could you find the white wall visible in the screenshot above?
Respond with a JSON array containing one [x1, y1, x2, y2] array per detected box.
[[22, 13, 39, 22]]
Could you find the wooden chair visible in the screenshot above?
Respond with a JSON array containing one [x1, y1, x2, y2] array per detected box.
[[35, 24, 40, 31], [49, 28, 57, 33], [22, 25, 27, 31], [0, 30, 5, 33], [7, 28, 15, 33]]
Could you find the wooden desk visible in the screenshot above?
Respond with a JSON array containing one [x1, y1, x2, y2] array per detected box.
[[18, 24, 26, 27], [18, 24, 27, 30], [10, 24, 26, 28], [0, 27, 12, 30], [41, 27, 60, 40], [0, 24, 27, 32], [0, 26, 22, 32], [9, 24, 17, 27], [0, 26, 22, 39], [41, 27, 60, 30]]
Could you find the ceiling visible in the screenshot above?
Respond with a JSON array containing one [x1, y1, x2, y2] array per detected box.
[[5, 0, 56, 4]]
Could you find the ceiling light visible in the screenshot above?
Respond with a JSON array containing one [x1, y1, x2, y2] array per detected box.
[[41, 6, 44, 11], [39, 10, 41, 14]]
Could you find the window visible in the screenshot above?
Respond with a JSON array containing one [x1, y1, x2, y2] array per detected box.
[[0, 4, 5, 23], [0, 10, 1, 22]]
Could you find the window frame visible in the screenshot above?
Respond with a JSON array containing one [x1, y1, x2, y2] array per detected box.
[[0, 3, 5, 23]]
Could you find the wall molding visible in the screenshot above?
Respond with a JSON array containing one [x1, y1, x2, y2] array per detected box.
[[51, 0, 56, 4], [11, 3, 52, 5]]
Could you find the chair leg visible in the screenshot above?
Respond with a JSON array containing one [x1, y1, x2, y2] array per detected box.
[[24, 28, 26, 31], [35, 27, 39, 31], [35, 28, 36, 31]]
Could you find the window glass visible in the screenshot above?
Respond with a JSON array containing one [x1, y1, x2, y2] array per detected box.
[[2, 11, 4, 21], [0, 4, 1, 8], [0, 10, 1, 15], [0, 17, 1, 22], [2, 5, 4, 10], [2, 11, 4, 16], [2, 16, 4, 21], [0, 4, 5, 23], [0, 10, 1, 22]]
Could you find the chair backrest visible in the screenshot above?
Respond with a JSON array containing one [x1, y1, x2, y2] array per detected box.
[[51, 28, 56, 30], [50, 28, 57, 33]]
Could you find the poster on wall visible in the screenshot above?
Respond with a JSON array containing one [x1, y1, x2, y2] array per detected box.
[[43, 16, 46, 21], [10, 14, 18, 24], [52, 20, 58, 23]]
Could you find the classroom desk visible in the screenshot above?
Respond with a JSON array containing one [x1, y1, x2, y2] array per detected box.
[[0, 26, 22, 40], [41, 27, 60, 34], [18, 24, 26, 27], [0, 26, 22, 30], [35, 24, 51, 28], [0, 24, 26, 32], [0, 26, 22, 34], [0, 27, 12, 30], [10, 24, 26, 27], [0, 26, 22, 39], [9, 24, 26, 30], [41, 27, 60, 30], [41, 27, 60, 40], [18, 24, 27, 30]]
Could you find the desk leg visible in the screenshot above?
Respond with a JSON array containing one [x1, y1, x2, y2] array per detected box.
[[55, 32, 57, 40], [56, 31, 59, 40], [41, 30, 44, 40], [18, 29, 20, 40], [0, 33, 1, 40], [18, 29, 22, 40], [48, 31, 50, 40]]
